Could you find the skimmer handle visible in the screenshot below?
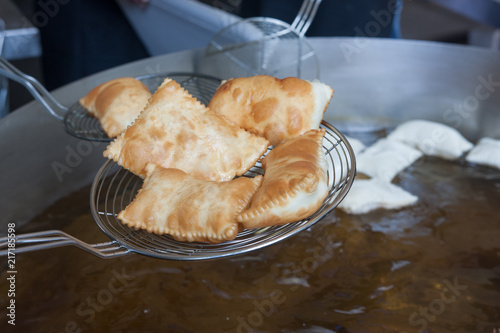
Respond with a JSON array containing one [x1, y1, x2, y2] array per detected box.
[[291, 0, 322, 37], [0, 230, 130, 259], [0, 19, 5, 56], [0, 56, 68, 120], [0, 19, 7, 117]]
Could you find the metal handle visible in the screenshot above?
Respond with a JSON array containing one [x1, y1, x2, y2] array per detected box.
[[0, 18, 5, 55], [291, 0, 322, 37], [0, 230, 130, 259], [0, 56, 68, 120], [0, 19, 7, 117]]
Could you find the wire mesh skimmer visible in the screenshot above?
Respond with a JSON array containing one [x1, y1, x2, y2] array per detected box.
[[0, 121, 356, 261], [0, 57, 222, 141], [200, 0, 322, 80]]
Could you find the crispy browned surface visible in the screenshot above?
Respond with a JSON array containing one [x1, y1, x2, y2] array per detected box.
[[103, 78, 270, 181], [237, 128, 328, 228], [118, 165, 263, 243], [208, 75, 333, 146], [79, 77, 151, 137]]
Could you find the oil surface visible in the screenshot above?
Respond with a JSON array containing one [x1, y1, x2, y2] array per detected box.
[[1, 157, 500, 333]]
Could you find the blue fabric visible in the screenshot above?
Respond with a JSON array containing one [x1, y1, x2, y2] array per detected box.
[[35, 0, 149, 90]]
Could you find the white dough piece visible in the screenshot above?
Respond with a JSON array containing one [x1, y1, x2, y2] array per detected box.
[[357, 138, 423, 182], [339, 178, 418, 214], [465, 137, 500, 170], [387, 120, 473, 160], [345, 135, 366, 156]]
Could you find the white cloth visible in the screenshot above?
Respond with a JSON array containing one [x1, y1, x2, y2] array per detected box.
[[356, 138, 423, 182], [338, 178, 418, 214], [387, 120, 473, 160], [465, 137, 500, 170]]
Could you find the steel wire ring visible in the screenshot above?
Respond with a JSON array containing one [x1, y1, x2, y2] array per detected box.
[[89, 121, 356, 260], [64, 73, 222, 141]]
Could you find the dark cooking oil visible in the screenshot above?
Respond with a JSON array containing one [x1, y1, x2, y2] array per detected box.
[[1, 157, 499, 333]]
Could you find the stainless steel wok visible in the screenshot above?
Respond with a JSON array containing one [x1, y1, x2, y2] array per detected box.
[[2, 38, 499, 227], [1, 38, 499, 332]]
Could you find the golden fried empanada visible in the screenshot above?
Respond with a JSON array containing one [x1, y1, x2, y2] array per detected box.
[[208, 75, 334, 146], [237, 128, 328, 229], [117, 164, 264, 243], [79, 77, 151, 137], [104, 78, 270, 181]]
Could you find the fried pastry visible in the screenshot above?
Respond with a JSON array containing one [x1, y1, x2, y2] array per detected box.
[[208, 75, 334, 146], [118, 164, 264, 243], [104, 78, 270, 181], [237, 128, 329, 229], [79, 77, 151, 138]]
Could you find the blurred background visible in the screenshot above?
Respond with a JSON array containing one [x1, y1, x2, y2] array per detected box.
[[1, 0, 500, 113]]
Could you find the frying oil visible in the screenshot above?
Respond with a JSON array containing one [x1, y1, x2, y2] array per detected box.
[[1, 157, 499, 333]]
